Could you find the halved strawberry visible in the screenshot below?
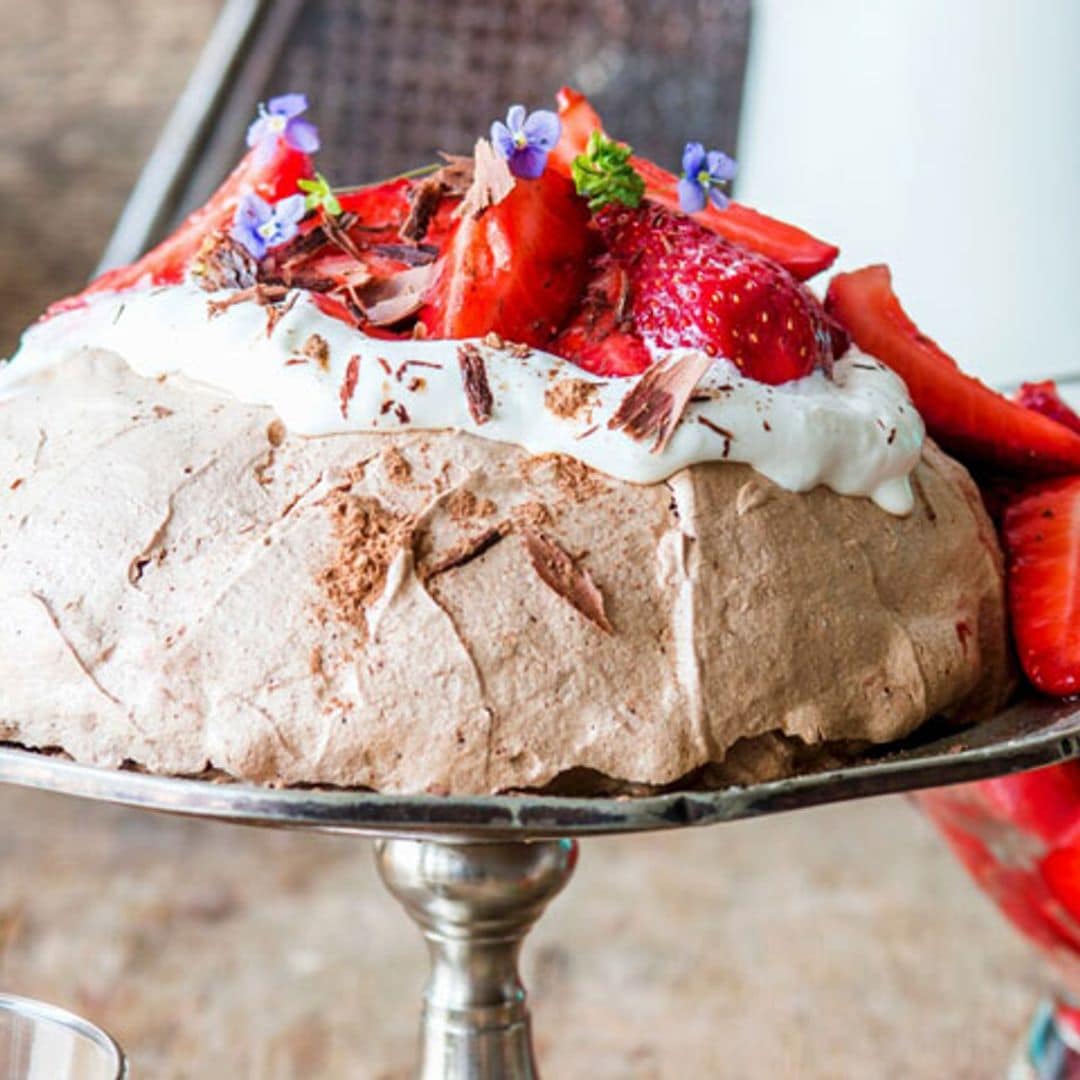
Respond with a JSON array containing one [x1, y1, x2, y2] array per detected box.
[[594, 203, 837, 385], [1003, 476, 1080, 696], [550, 258, 651, 376], [551, 86, 838, 281], [826, 265, 1080, 475], [1017, 380, 1080, 437], [417, 168, 592, 347], [46, 139, 314, 318]]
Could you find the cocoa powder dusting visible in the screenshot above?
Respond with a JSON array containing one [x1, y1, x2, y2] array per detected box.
[[510, 500, 553, 530], [381, 446, 413, 485], [544, 379, 600, 421], [445, 488, 497, 524], [317, 495, 414, 637], [520, 453, 608, 502]]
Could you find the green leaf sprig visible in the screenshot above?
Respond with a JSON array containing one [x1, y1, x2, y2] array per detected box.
[[571, 131, 645, 211], [298, 172, 343, 216]]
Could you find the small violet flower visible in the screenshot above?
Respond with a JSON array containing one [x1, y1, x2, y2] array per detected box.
[[490, 105, 561, 179], [246, 93, 321, 161], [677, 141, 737, 213], [231, 192, 307, 259]]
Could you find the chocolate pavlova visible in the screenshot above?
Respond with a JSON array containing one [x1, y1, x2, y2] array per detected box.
[[0, 90, 1025, 794]]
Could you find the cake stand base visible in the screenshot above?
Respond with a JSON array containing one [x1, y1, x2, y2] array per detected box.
[[0, 694, 1078, 1075], [375, 838, 577, 1080]]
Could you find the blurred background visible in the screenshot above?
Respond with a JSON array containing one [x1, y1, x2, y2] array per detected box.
[[1, 1, 1076, 1075]]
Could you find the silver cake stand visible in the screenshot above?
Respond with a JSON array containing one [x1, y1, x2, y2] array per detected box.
[[2, 697, 1080, 1078]]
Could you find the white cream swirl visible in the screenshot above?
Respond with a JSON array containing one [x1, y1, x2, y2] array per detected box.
[[0, 285, 924, 513]]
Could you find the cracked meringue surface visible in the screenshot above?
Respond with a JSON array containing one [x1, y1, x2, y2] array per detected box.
[[0, 348, 1010, 793]]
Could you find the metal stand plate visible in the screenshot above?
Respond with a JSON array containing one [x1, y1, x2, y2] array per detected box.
[[1, 694, 1079, 1077]]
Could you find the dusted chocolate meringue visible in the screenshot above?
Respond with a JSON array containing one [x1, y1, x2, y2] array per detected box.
[[0, 350, 1010, 794]]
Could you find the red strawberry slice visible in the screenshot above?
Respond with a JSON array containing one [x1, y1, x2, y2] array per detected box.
[[595, 203, 838, 385], [826, 265, 1080, 475], [336, 176, 460, 249], [550, 258, 651, 376], [337, 177, 412, 226], [1002, 476, 1080, 695], [1017, 380, 1080, 436], [551, 86, 839, 281], [46, 139, 314, 318], [418, 168, 592, 347], [979, 764, 1080, 845], [1041, 845, 1080, 927]]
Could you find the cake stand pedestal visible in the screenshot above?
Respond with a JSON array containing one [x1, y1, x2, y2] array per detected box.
[[1, 695, 1079, 1078], [375, 838, 576, 1079]]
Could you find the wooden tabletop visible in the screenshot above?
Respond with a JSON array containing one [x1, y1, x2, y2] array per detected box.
[[0, 2, 1050, 1075]]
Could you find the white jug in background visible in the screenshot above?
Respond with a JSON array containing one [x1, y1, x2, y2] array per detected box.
[[736, 0, 1080, 390]]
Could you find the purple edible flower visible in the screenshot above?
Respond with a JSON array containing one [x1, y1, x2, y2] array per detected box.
[[490, 105, 561, 179], [676, 141, 737, 213], [246, 93, 321, 162], [231, 193, 307, 259]]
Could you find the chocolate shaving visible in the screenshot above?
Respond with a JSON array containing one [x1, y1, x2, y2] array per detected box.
[[698, 416, 734, 458], [302, 333, 331, 371], [193, 231, 258, 292], [394, 403, 410, 424], [455, 138, 515, 220], [264, 291, 298, 337], [400, 177, 445, 242], [263, 220, 340, 267], [424, 526, 505, 580], [206, 283, 289, 319], [373, 243, 438, 266], [340, 355, 360, 418], [521, 531, 613, 634], [395, 358, 443, 381], [458, 344, 493, 425], [608, 352, 714, 452], [435, 152, 475, 195], [356, 263, 435, 326], [323, 213, 366, 262]]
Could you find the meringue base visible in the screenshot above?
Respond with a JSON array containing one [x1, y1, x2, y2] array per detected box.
[[0, 350, 1012, 794]]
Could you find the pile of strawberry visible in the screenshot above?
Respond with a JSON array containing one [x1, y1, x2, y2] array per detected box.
[[52, 88, 1080, 700]]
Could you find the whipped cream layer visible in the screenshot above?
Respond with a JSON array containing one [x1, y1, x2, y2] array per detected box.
[[1, 285, 924, 513]]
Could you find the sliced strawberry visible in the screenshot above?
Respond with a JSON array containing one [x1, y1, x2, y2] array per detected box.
[[552, 86, 838, 281], [1017, 380, 1080, 436], [826, 265, 1080, 475], [1002, 476, 1080, 695], [979, 764, 1080, 845], [1041, 846, 1080, 927], [337, 177, 412, 226], [336, 176, 460, 249], [550, 258, 651, 376], [417, 168, 592, 347], [47, 140, 314, 318], [595, 203, 836, 385]]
